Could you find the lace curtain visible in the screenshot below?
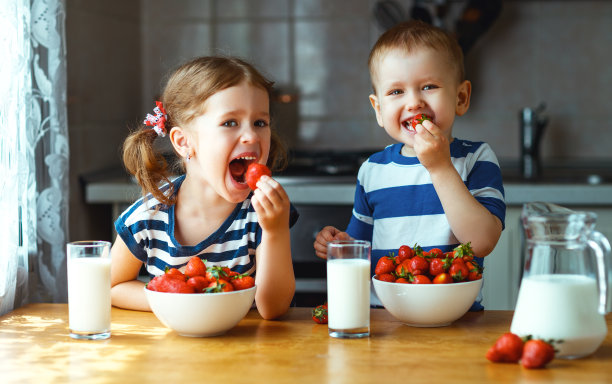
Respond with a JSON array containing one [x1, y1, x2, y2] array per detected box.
[[0, 0, 69, 316]]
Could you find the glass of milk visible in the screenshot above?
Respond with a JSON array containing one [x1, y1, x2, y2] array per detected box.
[[326, 240, 371, 338], [67, 241, 112, 340]]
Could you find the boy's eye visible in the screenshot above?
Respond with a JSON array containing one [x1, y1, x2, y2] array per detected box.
[[423, 84, 438, 91], [222, 120, 238, 127], [254, 119, 269, 128], [388, 89, 403, 96]]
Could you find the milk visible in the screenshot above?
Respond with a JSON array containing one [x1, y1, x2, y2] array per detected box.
[[327, 258, 370, 333], [510, 274, 607, 358], [68, 257, 111, 336]]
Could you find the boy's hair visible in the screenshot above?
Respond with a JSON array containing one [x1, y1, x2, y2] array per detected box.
[[368, 20, 465, 93], [123, 56, 287, 206]]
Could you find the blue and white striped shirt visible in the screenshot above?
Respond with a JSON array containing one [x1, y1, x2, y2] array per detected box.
[[115, 175, 297, 277], [347, 140, 506, 270]]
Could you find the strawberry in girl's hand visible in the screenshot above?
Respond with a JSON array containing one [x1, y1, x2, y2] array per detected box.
[[521, 339, 555, 369], [245, 163, 271, 190], [410, 113, 432, 129], [486, 332, 524, 363]]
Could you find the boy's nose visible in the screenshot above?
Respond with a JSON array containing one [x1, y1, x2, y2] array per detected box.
[[404, 90, 425, 111]]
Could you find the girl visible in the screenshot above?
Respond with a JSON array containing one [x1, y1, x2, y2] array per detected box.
[[110, 56, 297, 320]]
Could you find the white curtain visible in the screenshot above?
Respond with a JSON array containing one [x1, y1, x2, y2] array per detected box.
[[0, 0, 69, 316]]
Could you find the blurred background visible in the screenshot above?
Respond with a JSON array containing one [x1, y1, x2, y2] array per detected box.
[[67, 0, 612, 242]]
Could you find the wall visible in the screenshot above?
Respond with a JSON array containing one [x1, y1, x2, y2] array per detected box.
[[66, 0, 612, 240]]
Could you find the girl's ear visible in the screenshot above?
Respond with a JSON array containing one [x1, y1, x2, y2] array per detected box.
[[369, 94, 384, 127], [455, 80, 471, 116], [169, 126, 191, 159]]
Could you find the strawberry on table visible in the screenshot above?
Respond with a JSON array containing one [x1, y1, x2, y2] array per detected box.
[[521, 339, 555, 369], [312, 303, 328, 324], [486, 333, 524, 363]]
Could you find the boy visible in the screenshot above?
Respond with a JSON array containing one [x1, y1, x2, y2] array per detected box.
[[314, 21, 505, 309]]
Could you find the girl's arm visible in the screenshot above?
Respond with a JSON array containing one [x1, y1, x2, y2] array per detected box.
[[251, 176, 295, 320], [110, 236, 151, 311]]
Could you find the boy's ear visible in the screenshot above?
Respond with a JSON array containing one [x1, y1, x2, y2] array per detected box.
[[455, 80, 471, 116], [369, 94, 384, 127], [169, 126, 191, 158]]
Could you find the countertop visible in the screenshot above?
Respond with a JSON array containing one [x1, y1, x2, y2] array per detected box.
[[1, 304, 611, 383], [84, 175, 612, 207]]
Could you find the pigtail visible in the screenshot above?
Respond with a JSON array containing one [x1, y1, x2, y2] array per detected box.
[[122, 127, 176, 207]]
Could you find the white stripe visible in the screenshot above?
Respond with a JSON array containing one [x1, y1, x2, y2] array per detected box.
[[373, 214, 458, 250], [360, 162, 431, 192], [352, 208, 374, 225]]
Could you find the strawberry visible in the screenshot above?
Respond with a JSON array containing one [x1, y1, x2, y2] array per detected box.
[[155, 274, 196, 293], [429, 257, 450, 276], [374, 255, 396, 275], [521, 339, 555, 369], [375, 273, 396, 282], [186, 275, 210, 292], [231, 274, 255, 291], [312, 303, 328, 324], [184, 256, 207, 278], [396, 245, 414, 263], [164, 267, 186, 281], [408, 256, 429, 275], [206, 278, 234, 293], [486, 333, 524, 363], [449, 259, 469, 282], [245, 163, 271, 190], [410, 274, 432, 284], [410, 113, 432, 129], [452, 242, 475, 262], [432, 272, 453, 284], [465, 260, 483, 281]]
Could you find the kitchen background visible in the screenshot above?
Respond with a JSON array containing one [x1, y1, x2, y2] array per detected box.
[[68, 0, 612, 242]]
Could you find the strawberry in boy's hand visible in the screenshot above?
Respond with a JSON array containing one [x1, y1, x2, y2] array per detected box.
[[410, 113, 432, 129], [245, 163, 271, 190]]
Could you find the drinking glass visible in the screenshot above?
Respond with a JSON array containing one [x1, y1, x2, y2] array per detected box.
[[326, 240, 371, 338], [67, 241, 112, 340]]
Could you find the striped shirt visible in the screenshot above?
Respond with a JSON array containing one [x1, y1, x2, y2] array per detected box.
[[115, 175, 297, 277], [347, 140, 505, 268]]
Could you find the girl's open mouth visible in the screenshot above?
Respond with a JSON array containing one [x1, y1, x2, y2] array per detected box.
[[229, 156, 256, 183]]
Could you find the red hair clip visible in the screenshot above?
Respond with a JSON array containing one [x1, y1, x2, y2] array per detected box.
[[143, 101, 167, 137]]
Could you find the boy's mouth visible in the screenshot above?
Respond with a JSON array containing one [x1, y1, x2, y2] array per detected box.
[[229, 156, 257, 183], [401, 119, 416, 133]]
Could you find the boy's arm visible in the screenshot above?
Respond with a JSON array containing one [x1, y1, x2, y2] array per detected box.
[[429, 165, 502, 257]]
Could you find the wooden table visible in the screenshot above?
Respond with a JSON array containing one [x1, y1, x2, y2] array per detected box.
[[1, 304, 611, 383]]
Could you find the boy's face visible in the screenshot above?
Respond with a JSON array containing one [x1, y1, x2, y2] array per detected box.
[[369, 48, 470, 150]]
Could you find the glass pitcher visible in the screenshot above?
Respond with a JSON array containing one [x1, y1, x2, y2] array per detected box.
[[510, 202, 611, 359]]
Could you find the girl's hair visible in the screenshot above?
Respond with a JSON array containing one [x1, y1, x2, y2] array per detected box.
[[122, 56, 287, 206], [368, 20, 465, 94]]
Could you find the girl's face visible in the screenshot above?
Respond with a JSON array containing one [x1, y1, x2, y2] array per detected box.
[[369, 48, 470, 149], [184, 81, 271, 203]]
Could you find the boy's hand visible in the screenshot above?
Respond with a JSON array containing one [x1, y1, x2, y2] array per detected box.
[[413, 120, 452, 172], [313, 226, 352, 259], [250, 175, 290, 233]]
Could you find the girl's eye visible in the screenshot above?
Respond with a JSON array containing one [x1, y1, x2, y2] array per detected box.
[[222, 120, 238, 127], [254, 119, 269, 128]]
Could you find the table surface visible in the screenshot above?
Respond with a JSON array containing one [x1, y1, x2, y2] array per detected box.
[[1, 304, 611, 383]]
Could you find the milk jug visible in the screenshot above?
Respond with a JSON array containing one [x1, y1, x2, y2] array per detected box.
[[510, 202, 610, 359]]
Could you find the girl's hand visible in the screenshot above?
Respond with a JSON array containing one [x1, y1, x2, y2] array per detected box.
[[413, 120, 452, 173], [250, 175, 290, 233]]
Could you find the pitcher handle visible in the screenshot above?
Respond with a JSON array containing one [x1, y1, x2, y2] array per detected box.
[[589, 231, 611, 314]]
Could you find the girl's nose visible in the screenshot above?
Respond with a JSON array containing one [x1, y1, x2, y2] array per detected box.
[[240, 124, 259, 143]]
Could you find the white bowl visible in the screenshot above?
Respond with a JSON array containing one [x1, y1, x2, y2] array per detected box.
[[372, 277, 482, 327], [144, 286, 256, 337]]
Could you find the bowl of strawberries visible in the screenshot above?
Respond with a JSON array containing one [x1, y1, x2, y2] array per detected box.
[[372, 243, 483, 327], [144, 256, 256, 337]]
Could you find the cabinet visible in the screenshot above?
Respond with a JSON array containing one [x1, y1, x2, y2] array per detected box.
[[482, 206, 612, 311]]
